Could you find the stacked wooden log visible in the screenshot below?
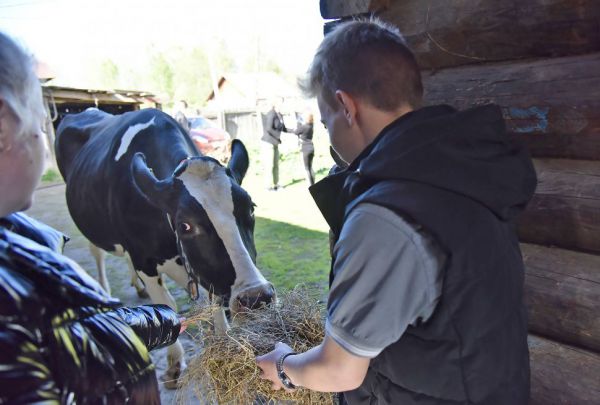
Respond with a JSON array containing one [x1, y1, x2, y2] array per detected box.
[[320, 1, 600, 403]]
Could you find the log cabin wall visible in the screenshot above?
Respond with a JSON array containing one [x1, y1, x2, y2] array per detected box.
[[320, 1, 600, 403]]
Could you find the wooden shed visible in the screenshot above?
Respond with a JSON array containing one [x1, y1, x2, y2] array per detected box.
[[43, 85, 159, 130], [41, 84, 159, 166], [204, 72, 303, 141], [319, 1, 600, 403]]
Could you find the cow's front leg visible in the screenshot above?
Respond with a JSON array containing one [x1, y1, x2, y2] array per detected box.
[[139, 271, 186, 390], [89, 243, 110, 295], [213, 306, 230, 334], [125, 255, 148, 298], [163, 337, 185, 390]]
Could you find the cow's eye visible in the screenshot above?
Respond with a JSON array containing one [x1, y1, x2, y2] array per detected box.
[[179, 222, 192, 233]]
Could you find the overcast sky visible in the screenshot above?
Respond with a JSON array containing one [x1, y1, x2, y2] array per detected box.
[[1, 0, 325, 87]]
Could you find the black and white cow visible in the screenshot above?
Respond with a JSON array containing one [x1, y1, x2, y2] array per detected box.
[[55, 108, 274, 387]]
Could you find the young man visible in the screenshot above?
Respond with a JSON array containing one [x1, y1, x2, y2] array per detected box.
[[256, 18, 535, 405]]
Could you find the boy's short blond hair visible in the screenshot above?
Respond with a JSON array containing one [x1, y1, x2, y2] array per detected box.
[[300, 18, 423, 111]]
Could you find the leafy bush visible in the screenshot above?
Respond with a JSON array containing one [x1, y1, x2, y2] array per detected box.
[[41, 168, 61, 183]]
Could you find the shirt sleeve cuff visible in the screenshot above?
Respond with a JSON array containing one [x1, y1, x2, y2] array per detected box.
[[325, 319, 382, 358]]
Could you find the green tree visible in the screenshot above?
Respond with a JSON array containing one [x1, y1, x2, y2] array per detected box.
[[147, 51, 174, 100], [264, 56, 284, 75], [212, 39, 236, 74], [170, 47, 212, 108], [97, 58, 120, 89], [111, 41, 253, 109]]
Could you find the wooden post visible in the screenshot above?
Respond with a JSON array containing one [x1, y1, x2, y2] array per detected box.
[[529, 335, 600, 404], [517, 159, 600, 253], [422, 53, 600, 160], [321, 0, 600, 69], [522, 243, 600, 352]]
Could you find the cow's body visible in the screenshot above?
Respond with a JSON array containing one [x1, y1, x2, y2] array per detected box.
[[56, 108, 274, 387], [57, 109, 190, 271]]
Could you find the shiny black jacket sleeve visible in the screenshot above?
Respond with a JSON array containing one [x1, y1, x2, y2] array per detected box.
[[0, 212, 69, 253], [112, 304, 181, 351], [1, 228, 168, 404], [0, 322, 60, 403]]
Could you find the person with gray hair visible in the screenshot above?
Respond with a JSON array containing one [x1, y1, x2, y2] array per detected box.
[[257, 18, 534, 405], [0, 31, 185, 404]]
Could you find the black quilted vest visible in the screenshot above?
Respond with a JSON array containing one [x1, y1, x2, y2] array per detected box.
[[310, 105, 533, 404]]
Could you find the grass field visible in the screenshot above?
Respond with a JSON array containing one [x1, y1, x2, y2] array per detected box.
[[255, 217, 330, 293], [41, 167, 61, 183]]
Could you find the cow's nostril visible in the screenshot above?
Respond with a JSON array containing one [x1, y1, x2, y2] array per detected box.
[[237, 289, 274, 310]]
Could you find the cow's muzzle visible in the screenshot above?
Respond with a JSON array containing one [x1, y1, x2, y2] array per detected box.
[[232, 283, 276, 313]]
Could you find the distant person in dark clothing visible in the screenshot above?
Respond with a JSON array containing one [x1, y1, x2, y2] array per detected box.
[[261, 101, 286, 190], [286, 111, 315, 185], [173, 99, 190, 133]]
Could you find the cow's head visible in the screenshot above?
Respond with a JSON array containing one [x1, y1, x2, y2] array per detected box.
[[131, 139, 274, 313]]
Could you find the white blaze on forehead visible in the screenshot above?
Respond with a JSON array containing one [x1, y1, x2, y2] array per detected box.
[[178, 160, 268, 297], [114, 117, 156, 161]]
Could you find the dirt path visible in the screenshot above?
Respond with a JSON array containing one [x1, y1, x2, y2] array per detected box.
[[27, 183, 200, 404]]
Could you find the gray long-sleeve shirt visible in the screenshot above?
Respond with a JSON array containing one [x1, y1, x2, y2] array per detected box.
[[326, 203, 446, 358]]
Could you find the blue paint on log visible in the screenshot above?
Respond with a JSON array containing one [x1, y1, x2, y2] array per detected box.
[[508, 106, 550, 133]]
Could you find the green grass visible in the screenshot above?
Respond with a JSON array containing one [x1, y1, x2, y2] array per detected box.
[[224, 125, 335, 298], [255, 217, 330, 296], [41, 168, 62, 183]]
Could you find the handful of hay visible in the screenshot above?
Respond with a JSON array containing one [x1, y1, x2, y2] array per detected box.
[[179, 286, 336, 404]]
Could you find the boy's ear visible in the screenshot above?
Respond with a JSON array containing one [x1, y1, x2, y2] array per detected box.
[[335, 90, 357, 126]]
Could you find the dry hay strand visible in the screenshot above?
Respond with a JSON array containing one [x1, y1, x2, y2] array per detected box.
[[178, 286, 336, 405]]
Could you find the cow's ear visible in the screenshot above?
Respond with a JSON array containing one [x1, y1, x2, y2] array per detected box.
[[131, 152, 176, 211], [227, 139, 249, 185]]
